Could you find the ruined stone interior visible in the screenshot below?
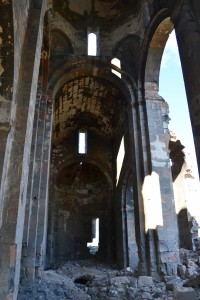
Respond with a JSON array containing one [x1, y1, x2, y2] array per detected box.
[[1, 0, 200, 299]]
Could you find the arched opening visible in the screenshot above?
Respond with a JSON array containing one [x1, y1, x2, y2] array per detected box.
[[54, 162, 110, 260], [144, 15, 200, 251], [159, 30, 198, 176], [47, 73, 129, 266], [159, 29, 200, 250], [143, 16, 184, 272]]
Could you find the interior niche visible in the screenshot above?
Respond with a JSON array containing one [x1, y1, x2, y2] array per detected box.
[[54, 162, 111, 261]]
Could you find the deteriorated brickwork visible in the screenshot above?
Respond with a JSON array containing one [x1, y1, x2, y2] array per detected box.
[[0, 0, 200, 299]]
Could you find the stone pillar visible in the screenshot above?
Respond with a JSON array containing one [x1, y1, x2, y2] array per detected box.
[[35, 99, 53, 277], [145, 83, 179, 276], [0, 4, 45, 299], [22, 88, 41, 258], [172, 0, 200, 177], [125, 173, 139, 270], [137, 87, 159, 277], [22, 96, 47, 284], [130, 102, 148, 275]]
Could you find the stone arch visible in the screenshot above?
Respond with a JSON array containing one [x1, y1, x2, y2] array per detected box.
[[144, 11, 174, 91], [48, 29, 74, 79], [51, 159, 113, 262], [113, 34, 141, 81], [48, 59, 136, 103], [54, 156, 113, 190], [47, 59, 138, 266], [50, 29, 74, 55]]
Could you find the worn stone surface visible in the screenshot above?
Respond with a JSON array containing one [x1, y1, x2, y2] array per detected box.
[[174, 286, 197, 300], [17, 260, 177, 300], [1, 1, 200, 299]]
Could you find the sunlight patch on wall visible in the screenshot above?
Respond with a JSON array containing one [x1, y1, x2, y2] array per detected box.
[[116, 136, 125, 185], [111, 58, 121, 78], [87, 218, 99, 255], [142, 172, 163, 232]]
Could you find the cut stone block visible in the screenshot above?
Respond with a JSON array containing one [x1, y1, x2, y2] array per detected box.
[[173, 286, 197, 300], [138, 276, 154, 287]]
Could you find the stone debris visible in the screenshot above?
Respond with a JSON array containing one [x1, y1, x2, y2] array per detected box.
[[18, 257, 200, 300], [174, 286, 197, 300]]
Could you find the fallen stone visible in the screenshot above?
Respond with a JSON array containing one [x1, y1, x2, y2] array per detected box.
[[178, 264, 187, 279], [138, 276, 154, 287], [173, 286, 197, 300], [18, 259, 200, 300], [166, 277, 183, 291], [109, 276, 130, 286], [141, 291, 152, 299], [184, 276, 200, 287], [164, 275, 178, 283]]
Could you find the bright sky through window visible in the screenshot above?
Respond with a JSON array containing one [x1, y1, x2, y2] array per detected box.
[[88, 33, 97, 56], [116, 136, 125, 184], [160, 30, 199, 178], [78, 131, 87, 154], [87, 218, 99, 248]]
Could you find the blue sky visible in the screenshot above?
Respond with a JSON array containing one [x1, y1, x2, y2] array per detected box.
[[159, 31, 195, 155]]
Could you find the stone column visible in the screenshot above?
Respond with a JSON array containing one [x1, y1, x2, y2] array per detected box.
[[172, 0, 200, 177], [129, 101, 148, 275], [35, 99, 53, 278], [144, 83, 179, 276], [22, 96, 47, 284], [22, 89, 41, 260], [125, 173, 139, 270], [136, 87, 159, 277], [0, 4, 45, 299]]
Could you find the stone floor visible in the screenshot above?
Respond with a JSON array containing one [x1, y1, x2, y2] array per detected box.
[[18, 254, 200, 300]]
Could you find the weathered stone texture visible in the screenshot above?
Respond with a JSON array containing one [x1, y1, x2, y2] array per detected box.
[[0, 0, 200, 299]]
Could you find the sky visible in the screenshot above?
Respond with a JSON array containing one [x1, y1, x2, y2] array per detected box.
[[159, 31, 197, 164]]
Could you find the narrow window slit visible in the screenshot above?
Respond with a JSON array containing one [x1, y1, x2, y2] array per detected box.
[[78, 130, 87, 154]]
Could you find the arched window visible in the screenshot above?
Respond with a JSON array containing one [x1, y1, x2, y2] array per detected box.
[[88, 33, 97, 56]]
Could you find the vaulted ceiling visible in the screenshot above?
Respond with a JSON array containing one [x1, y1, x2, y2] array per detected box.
[[53, 76, 127, 144], [48, 0, 140, 146], [53, 0, 141, 29]]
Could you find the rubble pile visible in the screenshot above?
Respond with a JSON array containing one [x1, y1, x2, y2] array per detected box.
[[18, 252, 200, 300]]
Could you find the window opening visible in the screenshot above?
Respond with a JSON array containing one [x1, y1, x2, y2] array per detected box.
[[111, 58, 121, 78], [78, 130, 87, 154], [88, 33, 97, 56], [87, 218, 99, 255]]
